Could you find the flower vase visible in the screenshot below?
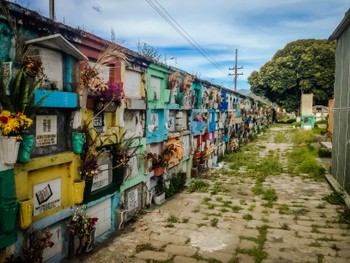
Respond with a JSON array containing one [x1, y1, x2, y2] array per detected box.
[[17, 134, 34, 163], [153, 167, 165, 176], [0, 136, 21, 165], [78, 88, 88, 109], [74, 181, 85, 205], [19, 199, 33, 229], [85, 228, 96, 253], [153, 192, 165, 205], [70, 228, 96, 257], [0, 202, 18, 233], [72, 132, 85, 154]]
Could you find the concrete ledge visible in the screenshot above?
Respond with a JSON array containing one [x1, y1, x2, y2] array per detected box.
[[324, 170, 350, 208], [321, 141, 332, 150]]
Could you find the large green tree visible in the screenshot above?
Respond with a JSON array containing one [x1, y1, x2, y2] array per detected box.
[[248, 39, 335, 112]]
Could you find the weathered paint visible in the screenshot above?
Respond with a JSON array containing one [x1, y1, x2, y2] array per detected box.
[[146, 109, 168, 144], [191, 109, 206, 136], [120, 138, 146, 193], [147, 63, 170, 109], [192, 82, 203, 109], [14, 152, 80, 221]]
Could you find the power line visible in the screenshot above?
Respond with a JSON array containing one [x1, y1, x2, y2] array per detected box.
[[145, 0, 229, 77], [152, 0, 227, 75]]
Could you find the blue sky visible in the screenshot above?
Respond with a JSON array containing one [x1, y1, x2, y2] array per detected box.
[[12, 0, 350, 91]]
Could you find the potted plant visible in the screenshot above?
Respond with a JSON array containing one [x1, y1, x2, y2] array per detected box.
[[0, 110, 33, 165], [153, 177, 165, 205], [147, 153, 166, 176], [0, 55, 49, 164], [67, 206, 98, 257]]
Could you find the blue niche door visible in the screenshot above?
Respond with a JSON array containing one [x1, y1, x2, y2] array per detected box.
[[146, 109, 168, 144], [190, 109, 206, 136], [208, 109, 216, 133], [219, 90, 228, 112]]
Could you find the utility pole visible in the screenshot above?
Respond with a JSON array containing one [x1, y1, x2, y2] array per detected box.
[[228, 49, 243, 91]]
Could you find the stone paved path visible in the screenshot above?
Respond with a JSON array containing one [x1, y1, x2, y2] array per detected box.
[[67, 126, 350, 263]]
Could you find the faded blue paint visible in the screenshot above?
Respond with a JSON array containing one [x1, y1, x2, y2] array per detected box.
[[208, 109, 216, 133], [34, 90, 77, 108], [146, 109, 168, 144], [236, 95, 241, 118], [190, 109, 206, 136], [219, 90, 228, 112], [192, 82, 203, 109], [65, 55, 72, 91]]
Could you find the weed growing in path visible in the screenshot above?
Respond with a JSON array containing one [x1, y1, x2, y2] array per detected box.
[[210, 218, 219, 227], [243, 214, 253, 221], [323, 192, 345, 205], [188, 179, 209, 192], [167, 215, 178, 223], [236, 225, 268, 263]]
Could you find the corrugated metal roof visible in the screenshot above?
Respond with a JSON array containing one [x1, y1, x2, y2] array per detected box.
[[329, 8, 350, 40]]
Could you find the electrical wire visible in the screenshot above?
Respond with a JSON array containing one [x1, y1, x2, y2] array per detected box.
[[152, 0, 227, 75], [145, 0, 229, 77]]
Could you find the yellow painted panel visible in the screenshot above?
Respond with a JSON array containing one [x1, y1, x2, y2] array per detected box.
[[14, 153, 80, 209], [28, 162, 72, 221]]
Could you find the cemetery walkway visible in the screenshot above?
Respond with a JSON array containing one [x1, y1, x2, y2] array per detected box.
[[67, 125, 350, 263]]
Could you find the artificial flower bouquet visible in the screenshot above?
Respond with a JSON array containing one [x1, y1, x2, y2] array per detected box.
[[0, 110, 33, 139]]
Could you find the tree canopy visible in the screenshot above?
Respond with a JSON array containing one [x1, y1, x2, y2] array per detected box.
[[248, 39, 335, 112]]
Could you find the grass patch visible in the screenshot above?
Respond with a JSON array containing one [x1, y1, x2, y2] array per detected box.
[[309, 241, 321, 247], [224, 145, 259, 172], [316, 236, 337, 242], [277, 204, 290, 214], [236, 225, 268, 263], [243, 214, 253, 221], [232, 205, 242, 213], [206, 203, 216, 210], [210, 218, 219, 227], [274, 132, 288, 143], [188, 179, 209, 192], [338, 209, 350, 225], [248, 204, 256, 212], [220, 208, 229, 213], [182, 217, 189, 223], [262, 188, 277, 202], [192, 207, 200, 213], [167, 215, 178, 223], [290, 129, 316, 145], [135, 243, 158, 253], [287, 146, 325, 179], [258, 152, 283, 176], [318, 148, 332, 158], [211, 182, 228, 194], [323, 192, 345, 205], [316, 254, 324, 263]]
